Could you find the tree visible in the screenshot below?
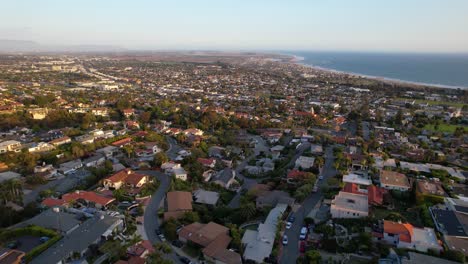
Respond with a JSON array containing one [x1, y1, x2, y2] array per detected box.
[[239, 202, 257, 220], [304, 250, 321, 264], [153, 152, 168, 167]]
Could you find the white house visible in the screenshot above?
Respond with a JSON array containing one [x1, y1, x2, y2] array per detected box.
[[59, 159, 82, 174], [295, 156, 315, 170], [0, 140, 22, 153], [330, 191, 369, 218], [381, 220, 442, 253]]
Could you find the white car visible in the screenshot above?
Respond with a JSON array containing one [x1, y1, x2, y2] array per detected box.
[[282, 235, 288, 245], [286, 222, 292, 229]]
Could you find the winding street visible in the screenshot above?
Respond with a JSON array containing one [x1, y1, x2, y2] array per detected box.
[[138, 170, 183, 263], [280, 145, 337, 264]]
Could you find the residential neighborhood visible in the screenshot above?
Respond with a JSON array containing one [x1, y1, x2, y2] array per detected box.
[[0, 52, 466, 264]]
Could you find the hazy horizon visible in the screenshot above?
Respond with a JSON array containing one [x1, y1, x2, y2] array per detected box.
[[2, 0, 468, 53]]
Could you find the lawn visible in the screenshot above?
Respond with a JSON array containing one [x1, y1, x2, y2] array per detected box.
[[397, 98, 467, 108], [423, 124, 467, 133]]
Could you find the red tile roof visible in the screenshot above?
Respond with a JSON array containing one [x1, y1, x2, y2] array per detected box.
[[197, 158, 216, 167], [368, 185, 386, 205], [384, 220, 413, 243], [41, 197, 67, 207], [112, 137, 132, 147], [62, 191, 115, 206]]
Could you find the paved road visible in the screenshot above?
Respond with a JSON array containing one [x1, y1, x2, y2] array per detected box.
[[138, 170, 183, 264], [280, 146, 337, 264], [166, 136, 184, 160], [362, 121, 370, 141]]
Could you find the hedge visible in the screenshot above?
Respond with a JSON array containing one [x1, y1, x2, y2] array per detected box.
[[0, 225, 61, 262]]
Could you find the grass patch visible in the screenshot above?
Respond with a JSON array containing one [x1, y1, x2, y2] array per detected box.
[[397, 98, 467, 108], [423, 124, 467, 133]]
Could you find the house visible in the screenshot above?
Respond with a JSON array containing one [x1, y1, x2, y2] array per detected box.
[[31, 214, 123, 264], [122, 108, 135, 118], [0, 140, 22, 153], [242, 204, 287, 263], [28, 142, 55, 153], [58, 159, 82, 174], [28, 108, 48, 119], [172, 166, 188, 181], [197, 158, 217, 168], [91, 107, 109, 117], [103, 169, 149, 190], [380, 170, 411, 191], [96, 146, 118, 158], [379, 220, 442, 253], [416, 180, 446, 197], [212, 168, 237, 189], [208, 146, 226, 158], [179, 222, 229, 247], [202, 169, 216, 182], [178, 222, 242, 264], [183, 128, 204, 136], [343, 173, 372, 193], [295, 156, 315, 170], [33, 164, 57, 179], [256, 190, 294, 208], [62, 190, 115, 209], [164, 191, 193, 221], [127, 240, 154, 258], [112, 137, 132, 147], [83, 154, 106, 168], [270, 145, 284, 159], [330, 191, 369, 218], [193, 189, 220, 206], [343, 183, 387, 206], [310, 144, 324, 155], [0, 171, 21, 183], [15, 208, 81, 235], [75, 134, 94, 145], [49, 136, 71, 147], [0, 248, 25, 264]]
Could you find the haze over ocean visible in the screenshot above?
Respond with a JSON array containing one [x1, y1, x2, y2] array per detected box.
[[290, 51, 468, 89]]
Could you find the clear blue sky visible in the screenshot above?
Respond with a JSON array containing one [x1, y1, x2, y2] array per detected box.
[[2, 0, 467, 52]]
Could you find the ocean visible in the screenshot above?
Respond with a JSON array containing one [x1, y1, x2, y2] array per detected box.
[[288, 51, 468, 89]]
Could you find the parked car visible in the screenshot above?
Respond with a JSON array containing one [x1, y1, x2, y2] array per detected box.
[[288, 215, 296, 223], [155, 229, 162, 235], [39, 236, 50, 243], [179, 256, 193, 264], [299, 227, 308, 240], [6, 240, 20, 249], [299, 241, 306, 253], [172, 240, 184, 248], [158, 233, 166, 242], [285, 221, 292, 229], [282, 235, 288, 245]]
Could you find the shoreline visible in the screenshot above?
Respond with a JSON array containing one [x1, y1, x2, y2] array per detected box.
[[285, 54, 468, 90]]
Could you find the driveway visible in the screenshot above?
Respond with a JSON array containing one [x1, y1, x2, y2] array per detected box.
[[280, 146, 337, 264], [166, 136, 183, 160]]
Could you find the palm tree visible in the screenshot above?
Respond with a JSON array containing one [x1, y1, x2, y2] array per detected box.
[[239, 202, 257, 220]]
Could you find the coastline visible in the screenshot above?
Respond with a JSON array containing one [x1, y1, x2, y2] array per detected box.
[[285, 54, 468, 90]]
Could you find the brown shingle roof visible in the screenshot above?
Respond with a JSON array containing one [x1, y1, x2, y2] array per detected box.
[[166, 191, 192, 212], [380, 170, 410, 188]]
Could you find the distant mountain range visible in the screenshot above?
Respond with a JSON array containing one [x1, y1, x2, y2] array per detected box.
[[0, 39, 126, 53]]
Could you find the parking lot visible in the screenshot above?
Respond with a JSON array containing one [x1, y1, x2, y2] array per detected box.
[[9, 235, 43, 253]]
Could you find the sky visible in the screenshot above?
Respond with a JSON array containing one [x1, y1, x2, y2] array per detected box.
[[1, 0, 468, 52]]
